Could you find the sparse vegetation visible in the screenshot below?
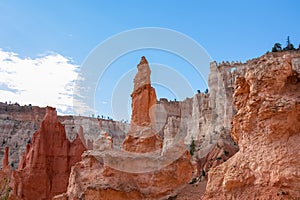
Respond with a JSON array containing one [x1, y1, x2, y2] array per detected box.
[[189, 178, 197, 184], [272, 36, 298, 52], [224, 150, 229, 156], [283, 36, 295, 51], [189, 138, 196, 156], [272, 43, 282, 52]]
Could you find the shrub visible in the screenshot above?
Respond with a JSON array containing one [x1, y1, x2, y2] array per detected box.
[[189, 139, 196, 156]]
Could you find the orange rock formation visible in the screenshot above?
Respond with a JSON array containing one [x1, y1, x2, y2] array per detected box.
[[202, 52, 300, 199], [123, 56, 162, 153], [131, 56, 157, 127], [10, 107, 86, 200]]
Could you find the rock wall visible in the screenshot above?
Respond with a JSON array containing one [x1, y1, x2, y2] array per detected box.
[[59, 116, 128, 150], [0, 104, 128, 169], [0, 103, 46, 169], [156, 60, 245, 176], [202, 51, 300, 199]]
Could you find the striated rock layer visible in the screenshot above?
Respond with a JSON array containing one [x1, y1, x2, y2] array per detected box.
[[10, 107, 86, 200], [202, 51, 300, 199], [0, 103, 46, 169]]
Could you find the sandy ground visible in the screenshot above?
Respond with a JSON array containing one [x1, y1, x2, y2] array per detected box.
[[175, 180, 207, 200]]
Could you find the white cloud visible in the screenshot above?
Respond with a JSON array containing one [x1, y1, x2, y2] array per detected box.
[[0, 48, 79, 114]]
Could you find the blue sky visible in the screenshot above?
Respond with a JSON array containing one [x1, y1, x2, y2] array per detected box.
[[0, 1, 300, 119]]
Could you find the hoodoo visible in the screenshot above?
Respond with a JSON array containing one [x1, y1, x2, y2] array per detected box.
[[10, 107, 86, 199], [122, 56, 163, 153]]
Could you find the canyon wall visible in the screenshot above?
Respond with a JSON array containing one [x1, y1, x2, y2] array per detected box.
[[0, 104, 128, 169], [156, 60, 245, 176], [0, 103, 46, 169], [202, 51, 300, 199]]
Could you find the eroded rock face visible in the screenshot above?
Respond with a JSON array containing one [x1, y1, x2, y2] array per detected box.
[[123, 56, 162, 153], [60, 150, 192, 200], [202, 52, 300, 199], [10, 107, 86, 200], [93, 131, 113, 151], [195, 129, 238, 179], [157, 61, 243, 176], [0, 103, 46, 169], [59, 116, 128, 150]]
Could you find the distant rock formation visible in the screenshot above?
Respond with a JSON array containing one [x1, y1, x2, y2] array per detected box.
[[0, 103, 46, 169], [122, 56, 162, 153], [10, 107, 86, 199], [202, 51, 300, 199], [0, 103, 128, 169]]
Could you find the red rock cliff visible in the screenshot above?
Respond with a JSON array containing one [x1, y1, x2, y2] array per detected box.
[[11, 107, 86, 200], [202, 52, 300, 199]]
